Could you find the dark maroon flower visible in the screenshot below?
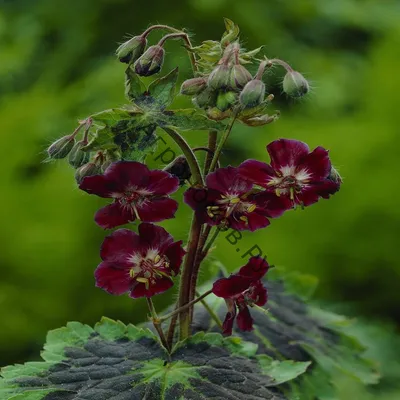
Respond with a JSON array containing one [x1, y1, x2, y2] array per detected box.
[[79, 161, 179, 229], [184, 166, 290, 231], [212, 256, 269, 335], [239, 139, 340, 208], [95, 223, 185, 298]]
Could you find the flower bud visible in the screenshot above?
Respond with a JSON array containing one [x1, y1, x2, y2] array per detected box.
[[283, 71, 309, 98], [240, 114, 278, 127], [193, 88, 217, 109], [239, 79, 265, 108], [47, 135, 75, 160], [180, 77, 207, 96], [328, 166, 342, 185], [229, 65, 252, 90], [207, 65, 231, 90], [163, 155, 191, 185], [68, 141, 90, 168], [134, 45, 165, 77], [116, 35, 147, 64], [206, 107, 231, 121], [216, 91, 237, 112], [75, 162, 101, 184]]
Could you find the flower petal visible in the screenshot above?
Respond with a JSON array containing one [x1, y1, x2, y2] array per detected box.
[[147, 170, 180, 194], [129, 277, 173, 298], [238, 159, 276, 187], [137, 198, 178, 222], [298, 146, 331, 181], [212, 275, 255, 298], [79, 175, 120, 198], [299, 180, 340, 206], [164, 241, 186, 275], [94, 202, 134, 229], [236, 305, 254, 332], [138, 223, 174, 252], [238, 256, 269, 280], [267, 139, 310, 170], [95, 262, 132, 295], [104, 161, 151, 188], [252, 191, 292, 218], [250, 281, 268, 306], [100, 228, 139, 263], [206, 166, 252, 194], [222, 312, 236, 336], [246, 212, 271, 232]]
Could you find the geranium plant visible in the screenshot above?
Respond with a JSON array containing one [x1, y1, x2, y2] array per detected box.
[[1, 20, 380, 400]]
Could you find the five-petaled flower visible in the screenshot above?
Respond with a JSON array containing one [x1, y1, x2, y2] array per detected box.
[[239, 139, 340, 208], [95, 223, 185, 298], [184, 166, 290, 231], [212, 256, 269, 335], [79, 161, 179, 229]]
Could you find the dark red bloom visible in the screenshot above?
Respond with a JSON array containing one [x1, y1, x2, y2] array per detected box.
[[95, 223, 185, 298], [79, 161, 179, 229], [184, 166, 290, 231], [212, 256, 269, 335], [239, 139, 340, 208]]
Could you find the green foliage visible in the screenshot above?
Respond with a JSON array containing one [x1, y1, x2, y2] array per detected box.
[[0, 317, 312, 399]]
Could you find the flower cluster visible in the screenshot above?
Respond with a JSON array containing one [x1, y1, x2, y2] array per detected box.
[[49, 20, 342, 345]]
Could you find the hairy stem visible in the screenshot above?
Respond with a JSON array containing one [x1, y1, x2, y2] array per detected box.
[[196, 290, 223, 329], [146, 298, 170, 352], [201, 227, 221, 260], [162, 127, 203, 186], [203, 130, 218, 176], [208, 111, 239, 173], [141, 25, 198, 73], [160, 289, 213, 322], [166, 304, 179, 349]]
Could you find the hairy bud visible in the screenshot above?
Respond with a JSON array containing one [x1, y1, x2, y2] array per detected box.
[[68, 141, 90, 168], [193, 88, 217, 109], [239, 79, 265, 108], [134, 45, 165, 76], [328, 166, 342, 185], [75, 162, 101, 184], [206, 107, 232, 121], [216, 91, 237, 111], [207, 65, 231, 90], [116, 35, 147, 64], [240, 114, 278, 127], [180, 78, 207, 96], [163, 155, 191, 185], [47, 135, 75, 160], [229, 65, 252, 90], [283, 71, 309, 98]]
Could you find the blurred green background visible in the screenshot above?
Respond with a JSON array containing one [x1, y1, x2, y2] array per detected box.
[[1, 0, 400, 396]]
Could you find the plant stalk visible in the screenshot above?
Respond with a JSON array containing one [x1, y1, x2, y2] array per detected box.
[[146, 298, 170, 352]]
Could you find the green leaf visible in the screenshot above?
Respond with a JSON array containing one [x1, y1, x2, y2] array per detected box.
[[147, 67, 179, 110], [1, 319, 294, 400], [125, 65, 147, 102], [194, 274, 380, 399], [221, 18, 240, 45], [159, 109, 225, 131]]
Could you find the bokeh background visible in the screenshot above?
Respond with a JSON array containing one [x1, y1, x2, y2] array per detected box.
[[1, 0, 400, 397]]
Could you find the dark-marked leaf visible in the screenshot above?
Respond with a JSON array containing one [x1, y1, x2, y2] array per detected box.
[[158, 109, 225, 131], [193, 270, 380, 400], [147, 67, 179, 110], [125, 66, 147, 102], [0, 317, 311, 400]]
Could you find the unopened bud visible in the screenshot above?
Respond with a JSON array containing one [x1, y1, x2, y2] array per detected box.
[[116, 35, 147, 64], [241, 114, 278, 127], [180, 78, 207, 96], [68, 141, 90, 168], [207, 65, 231, 90], [239, 79, 265, 108], [75, 162, 101, 184], [283, 71, 309, 98], [216, 91, 237, 112], [229, 65, 252, 90], [328, 166, 342, 185], [163, 155, 191, 185], [193, 88, 217, 109], [47, 135, 75, 160], [206, 107, 232, 121], [134, 45, 165, 77]]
